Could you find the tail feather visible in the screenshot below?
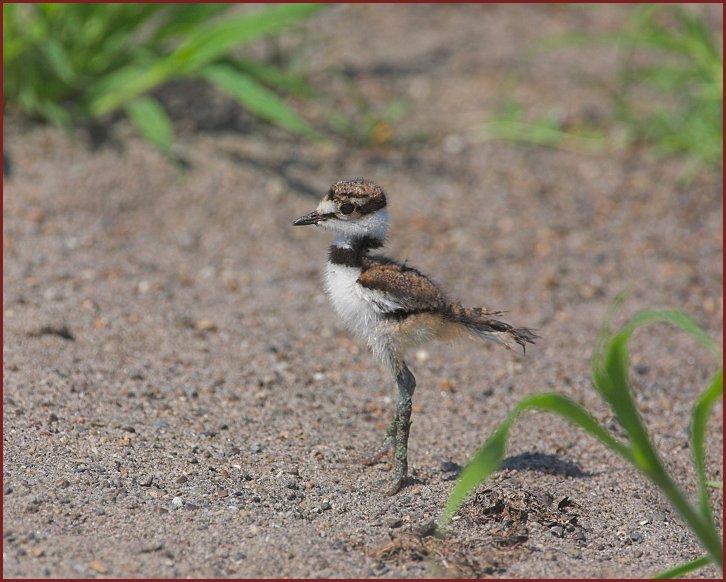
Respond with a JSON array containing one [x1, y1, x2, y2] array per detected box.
[[445, 303, 538, 352]]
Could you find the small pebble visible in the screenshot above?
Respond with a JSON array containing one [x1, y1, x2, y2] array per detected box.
[[196, 319, 217, 332], [386, 517, 403, 529], [250, 443, 263, 454], [139, 543, 163, 554], [87, 560, 108, 574], [440, 461, 462, 474], [284, 477, 299, 490], [138, 475, 154, 487], [176, 475, 188, 484], [550, 525, 564, 538], [172, 497, 184, 509], [536, 492, 554, 507], [652, 511, 668, 523], [413, 519, 437, 537]]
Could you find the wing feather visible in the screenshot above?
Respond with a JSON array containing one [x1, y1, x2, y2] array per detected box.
[[357, 257, 448, 314]]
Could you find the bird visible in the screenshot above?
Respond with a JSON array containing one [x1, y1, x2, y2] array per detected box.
[[293, 178, 537, 495]]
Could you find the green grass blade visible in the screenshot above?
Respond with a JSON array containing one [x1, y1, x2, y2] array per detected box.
[[232, 57, 314, 96], [124, 96, 173, 154], [440, 392, 631, 527], [169, 3, 326, 74], [653, 555, 712, 579], [600, 330, 663, 474], [592, 308, 722, 477], [88, 63, 169, 118], [621, 310, 722, 361], [691, 369, 723, 521], [440, 423, 510, 528], [87, 4, 326, 118], [203, 64, 322, 139], [40, 38, 75, 84], [33, 98, 72, 126], [593, 306, 723, 570], [479, 118, 608, 153], [151, 4, 231, 41]]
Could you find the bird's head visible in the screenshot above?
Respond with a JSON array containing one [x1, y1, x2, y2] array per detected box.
[[293, 178, 389, 241]]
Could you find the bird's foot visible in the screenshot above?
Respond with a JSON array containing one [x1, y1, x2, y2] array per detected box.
[[386, 456, 408, 496], [361, 439, 395, 467]]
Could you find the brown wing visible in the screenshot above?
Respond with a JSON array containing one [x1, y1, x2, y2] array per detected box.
[[358, 257, 449, 314]]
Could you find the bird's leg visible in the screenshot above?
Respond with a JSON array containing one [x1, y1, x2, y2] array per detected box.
[[361, 411, 398, 466], [388, 362, 416, 496]]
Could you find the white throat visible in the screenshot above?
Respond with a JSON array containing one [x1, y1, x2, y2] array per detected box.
[[318, 206, 390, 245]]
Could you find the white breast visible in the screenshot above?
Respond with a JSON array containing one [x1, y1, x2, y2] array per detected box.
[[324, 262, 380, 340], [324, 260, 419, 371]]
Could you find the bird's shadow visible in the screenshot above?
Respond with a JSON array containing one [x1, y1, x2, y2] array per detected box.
[[501, 451, 592, 478]]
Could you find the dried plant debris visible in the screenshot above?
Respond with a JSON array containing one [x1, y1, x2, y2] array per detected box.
[[461, 486, 583, 544], [428, 538, 507, 578], [373, 533, 430, 564], [371, 533, 506, 578], [369, 485, 584, 576]]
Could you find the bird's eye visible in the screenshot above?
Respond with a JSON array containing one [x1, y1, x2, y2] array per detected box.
[[340, 202, 355, 215]]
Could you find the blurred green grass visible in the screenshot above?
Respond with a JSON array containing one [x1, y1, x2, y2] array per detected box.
[[480, 5, 723, 180], [3, 3, 327, 154]]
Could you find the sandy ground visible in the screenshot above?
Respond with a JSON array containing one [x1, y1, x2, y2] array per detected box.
[[3, 4, 723, 578]]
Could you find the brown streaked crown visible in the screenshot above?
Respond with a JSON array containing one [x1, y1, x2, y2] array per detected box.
[[326, 178, 387, 214]]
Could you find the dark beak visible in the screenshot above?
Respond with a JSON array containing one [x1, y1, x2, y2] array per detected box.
[[293, 210, 326, 226]]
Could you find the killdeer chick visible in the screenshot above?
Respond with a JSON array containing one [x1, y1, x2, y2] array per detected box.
[[294, 178, 536, 495]]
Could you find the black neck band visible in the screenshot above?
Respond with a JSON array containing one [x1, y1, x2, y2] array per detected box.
[[328, 236, 383, 267]]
